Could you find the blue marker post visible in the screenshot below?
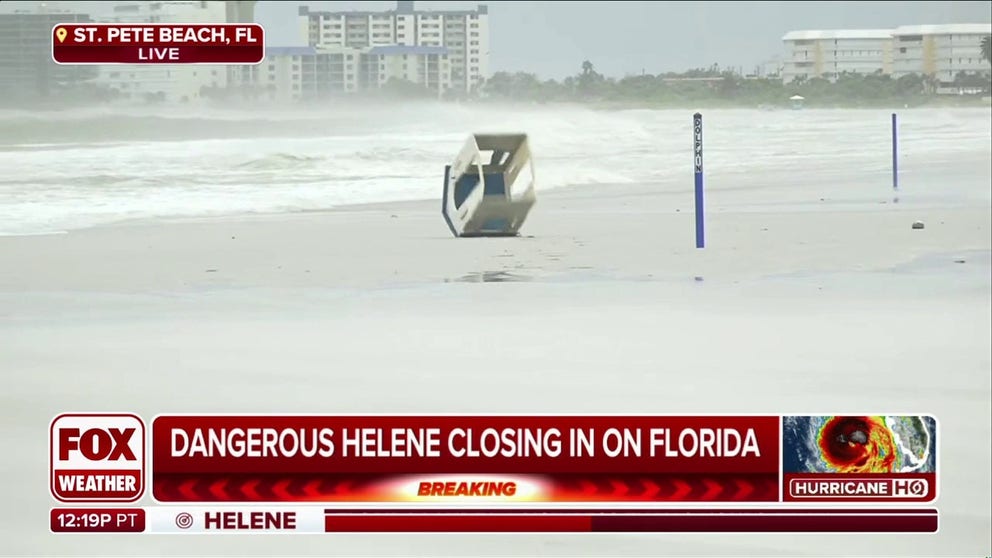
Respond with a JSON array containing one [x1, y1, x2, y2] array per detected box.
[[693, 112, 705, 249], [891, 112, 899, 192]]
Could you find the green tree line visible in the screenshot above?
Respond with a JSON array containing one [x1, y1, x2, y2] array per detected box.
[[479, 55, 992, 107]]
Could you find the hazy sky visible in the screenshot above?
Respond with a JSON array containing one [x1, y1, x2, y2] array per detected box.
[[258, 1, 991, 78], [4, 1, 990, 78]]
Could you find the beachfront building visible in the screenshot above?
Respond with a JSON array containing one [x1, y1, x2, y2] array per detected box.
[[782, 24, 992, 87], [93, 1, 231, 103], [781, 29, 894, 84], [0, 7, 96, 102], [238, 46, 361, 102], [891, 24, 992, 85], [362, 45, 452, 92], [235, 44, 451, 102], [297, 1, 488, 93]]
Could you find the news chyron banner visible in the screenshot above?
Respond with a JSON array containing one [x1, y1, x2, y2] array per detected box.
[[49, 414, 939, 534], [52, 23, 264, 65]]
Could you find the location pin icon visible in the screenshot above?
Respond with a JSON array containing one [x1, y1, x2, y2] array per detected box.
[[56, 27, 67, 43]]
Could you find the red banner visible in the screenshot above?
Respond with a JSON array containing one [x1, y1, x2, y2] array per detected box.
[[321, 508, 939, 533], [52, 24, 264, 64], [151, 415, 780, 503], [152, 415, 779, 474]]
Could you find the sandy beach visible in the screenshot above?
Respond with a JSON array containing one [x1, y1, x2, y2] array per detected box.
[[1, 105, 990, 556]]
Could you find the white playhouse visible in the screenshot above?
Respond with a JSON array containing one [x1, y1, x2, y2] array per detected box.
[[441, 133, 537, 237]]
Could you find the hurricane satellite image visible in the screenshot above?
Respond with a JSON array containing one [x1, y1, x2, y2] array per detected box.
[[783, 416, 937, 474]]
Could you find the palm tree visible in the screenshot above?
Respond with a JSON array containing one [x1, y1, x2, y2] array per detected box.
[[982, 36, 991, 63]]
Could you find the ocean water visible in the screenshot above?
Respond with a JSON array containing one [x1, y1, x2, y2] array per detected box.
[[0, 103, 989, 235]]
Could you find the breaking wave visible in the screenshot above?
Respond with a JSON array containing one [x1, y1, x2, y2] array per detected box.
[[0, 104, 989, 235], [235, 153, 327, 170]]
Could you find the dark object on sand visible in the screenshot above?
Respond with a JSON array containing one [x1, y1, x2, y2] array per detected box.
[[912, 221, 925, 230], [442, 134, 536, 238]]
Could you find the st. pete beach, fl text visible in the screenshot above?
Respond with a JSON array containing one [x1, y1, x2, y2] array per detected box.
[[52, 24, 265, 64], [70, 26, 259, 61]]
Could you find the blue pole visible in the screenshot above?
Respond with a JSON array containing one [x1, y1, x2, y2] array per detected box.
[[693, 112, 705, 249], [891, 113, 898, 191]]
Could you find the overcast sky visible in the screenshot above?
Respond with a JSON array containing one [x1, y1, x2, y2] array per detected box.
[[258, 1, 992, 78], [5, 0, 990, 78]]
